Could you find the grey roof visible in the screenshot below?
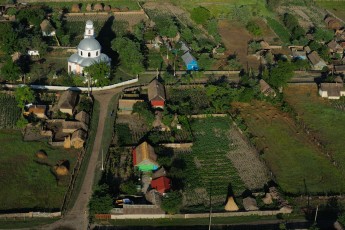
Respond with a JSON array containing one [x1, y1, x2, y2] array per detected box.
[[77, 38, 101, 51], [148, 79, 165, 101], [68, 53, 111, 67], [181, 51, 196, 64], [180, 41, 189, 53]]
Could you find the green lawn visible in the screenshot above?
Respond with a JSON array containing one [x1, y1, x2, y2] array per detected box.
[[0, 130, 78, 211], [284, 85, 345, 178], [316, 1, 345, 21], [232, 100, 345, 194]]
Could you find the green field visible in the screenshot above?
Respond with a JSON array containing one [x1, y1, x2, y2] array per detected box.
[[32, 1, 140, 11], [316, 1, 345, 21], [285, 85, 345, 178], [177, 117, 245, 210], [266, 17, 291, 44], [0, 130, 78, 211], [232, 100, 345, 194]]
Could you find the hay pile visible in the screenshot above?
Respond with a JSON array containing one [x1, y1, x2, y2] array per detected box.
[[36, 150, 47, 159], [93, 3, 103, 11], [55, 160, 70, 176], [104, 5, 111, 12], [71, 4, 80, 13], [224, 196, 239, 212], [86, 4, 92, 12]]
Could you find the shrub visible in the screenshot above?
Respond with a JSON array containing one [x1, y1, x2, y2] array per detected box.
[[191, 6, 211, 25]]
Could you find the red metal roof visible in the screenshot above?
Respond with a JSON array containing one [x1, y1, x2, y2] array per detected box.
[[150, 176, 171, 194], [151, 100, 164, 107]]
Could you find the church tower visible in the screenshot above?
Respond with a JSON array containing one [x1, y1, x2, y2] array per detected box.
[[84, 20, 95, 38]]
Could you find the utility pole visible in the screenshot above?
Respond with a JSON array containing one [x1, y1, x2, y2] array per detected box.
[[314, 205, 319, 223], [101, 149, 104, 171]]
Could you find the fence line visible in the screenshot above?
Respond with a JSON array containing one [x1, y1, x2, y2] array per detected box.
[[0, 212, 61, 219], [2, 78, 138, 92]]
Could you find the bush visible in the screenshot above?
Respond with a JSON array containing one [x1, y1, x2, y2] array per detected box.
[[161, 191, 183, 214], [246, 21, 262, 36], [120, 181, 137, 195], [191, 6, 211, 25]]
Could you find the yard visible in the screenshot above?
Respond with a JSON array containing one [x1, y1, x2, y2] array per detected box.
[[231, 100, 345, 194], [0, 130, 79, 211], [284, 85, 345, 178]]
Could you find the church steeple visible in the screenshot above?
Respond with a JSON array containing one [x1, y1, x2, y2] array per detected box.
[[84, 20, 95, 38]]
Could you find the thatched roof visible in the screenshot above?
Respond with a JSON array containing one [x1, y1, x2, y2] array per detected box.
[[148, 79, 165, 101], [71, 129, 87, 142], [40, 19, 55, 33], [133, 141, 158, 166], [243, 197, 259, 211], [320, 83, 345, 97], [75, 111, 89, 125], [224, 196, 239, 211], [57, 91, 78, 111]]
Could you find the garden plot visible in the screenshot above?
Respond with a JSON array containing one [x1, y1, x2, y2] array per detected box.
[[0, 93, 21, 129], [232, 101, 345, 194]]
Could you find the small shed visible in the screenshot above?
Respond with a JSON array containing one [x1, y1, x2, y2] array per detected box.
[[27, 50, 39, 56], [259, 79, 276, 97], [40, 19, 56, 37], [319, 82, 345, 99], [307, 51, 327, 70], [132, 141, 159, 171], [181, 51, 198, 71], [180, 41, 190, 53], [71, 129, 87, 149], [148, 79, 166, 109], [327, 40, 343, 54], [56, 90, 78, 115], [150, 176, 171, 194]]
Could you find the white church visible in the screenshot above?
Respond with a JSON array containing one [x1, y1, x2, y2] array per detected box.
[[68, 20, 111, 75]]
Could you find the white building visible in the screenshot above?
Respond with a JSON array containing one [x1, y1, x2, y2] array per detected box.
[[68, 20, 111, 75]]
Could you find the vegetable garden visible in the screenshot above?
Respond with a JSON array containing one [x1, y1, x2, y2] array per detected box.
[[0, 93, 21, 129]]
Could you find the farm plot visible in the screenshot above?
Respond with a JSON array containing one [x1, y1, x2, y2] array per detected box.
[[284, 85, 345, 177], [231, 100, 345, 194], [218, 20, 260, 70], [0, 130, 79, 211], [180, 117, 246, 209], [316, 1, 345, 21], [0, 93, 21, 129]]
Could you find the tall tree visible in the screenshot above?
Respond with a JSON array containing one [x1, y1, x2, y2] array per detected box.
[[0, 23, 18, 54], [1, 58, 20, 82], [264, 60, 294, 89], [15, 85, 35, 109], [191, 6, 211, 25], [84, 61, 111, 87]]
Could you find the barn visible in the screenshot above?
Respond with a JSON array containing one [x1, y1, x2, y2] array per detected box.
[[148, 79, 166, 109]]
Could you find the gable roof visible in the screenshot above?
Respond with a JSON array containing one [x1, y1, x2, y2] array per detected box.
[[320, 83, 345, 97], [75, 111, 89, 125], [133, 141, 158, 166], [307, 51, 326, 66], [57, 91, 78, 110], [259, 79, 276, 97], [328, 40, 342, 50], [148, 79, 165, 102], [62, 121, 87, 131], [150, 176, 171, 194], [40, 19, 55, 33], [180, 41, 190, 53], [181, 51, 196, 65], [71, 129, 87, 141]]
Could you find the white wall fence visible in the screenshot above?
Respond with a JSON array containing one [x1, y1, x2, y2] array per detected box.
[[0, 212, 61, 219], [2, 78, 138, 92]]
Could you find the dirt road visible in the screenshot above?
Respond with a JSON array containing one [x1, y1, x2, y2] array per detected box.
[[43, 88, 123, 230]]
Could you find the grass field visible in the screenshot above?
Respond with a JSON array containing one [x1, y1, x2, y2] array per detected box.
[[284, 85, 345, 178], [0, 130, 79, 211], [32, 1, 140, 11], [232, 100, 345, 194], [266, 17, 291, 44], [316, 1, 345, 21]]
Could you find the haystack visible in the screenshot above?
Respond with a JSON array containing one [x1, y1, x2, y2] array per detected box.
[[36, 150, 47, 159], [224, 196, 239, 211], [243, 197, 259, 211], [262, 193, 273, 205], [121, 7, 129, 12], [55, 165, 69, 176], [104, 5, 111, 12], [86, 3, 92, 12], [112, 7, 120, 12], [71, 4, 80, 13], [93, 3, 103, 11]]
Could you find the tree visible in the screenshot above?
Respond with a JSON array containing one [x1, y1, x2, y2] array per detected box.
[[230, 5, 252, 24], [161, 191, 183, 214], [16, 8, 45, 27], [191, 6, 211, 25], [313, 28, 333, 43], [181, 27, 194, 43], [120, 181, 137, 195], [30, 35, 48, 57], [153, 15, 178, 38], [266, 0, 282, 10], [1, 58, 20, 82], [198, 53, 212, 70], [112, 37, 144, 75], [132, 101, 155, 125], [89, 184, 113, 219], [84, 61, 111, 87], [0, 23, 18, 54], [264, 60, 294, 89], [228, 56, 242, 70], [15, 85, 35, 109], [246, 21, 262, 36]]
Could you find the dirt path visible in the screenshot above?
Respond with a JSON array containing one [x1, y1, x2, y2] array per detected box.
[[43, 88, 123, 230]]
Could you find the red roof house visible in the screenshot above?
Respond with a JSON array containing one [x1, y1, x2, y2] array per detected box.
[[148, 79, 165, 109], [150, 176, 171, 194]]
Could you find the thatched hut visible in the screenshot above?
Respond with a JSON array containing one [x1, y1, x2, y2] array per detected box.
[[86, 3, 92, 12], [93, 3, 103, 11], [36, 150, 47, 159], [71, 4, 80, 13], [224, 196, 239, 211], [104, 5, 111, 12]]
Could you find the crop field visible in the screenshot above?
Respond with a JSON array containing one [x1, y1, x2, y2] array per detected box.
[[284, 85, 345, 179], [179, 117, 246, 209], [316, 1, 345, 21], [266, 17, 291, 44], [0, 93, 21, 129], [232, 100, 345, 194], [0, 130, 79, 211], [33, 1, 140, 11]]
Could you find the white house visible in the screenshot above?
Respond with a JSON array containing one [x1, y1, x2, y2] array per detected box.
[[67, 20, 111, 75], [27, 50, 39, 56]]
